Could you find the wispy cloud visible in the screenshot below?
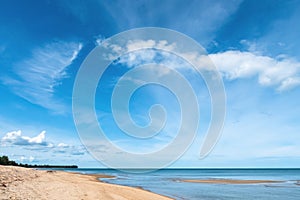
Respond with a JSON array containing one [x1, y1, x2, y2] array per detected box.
[[101, 0, 241, 45], [54, 142, 86, 155], [1, 41, 82, 114]]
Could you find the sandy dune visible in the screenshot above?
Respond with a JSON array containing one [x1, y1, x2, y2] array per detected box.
[[0, 165, 172, 200]]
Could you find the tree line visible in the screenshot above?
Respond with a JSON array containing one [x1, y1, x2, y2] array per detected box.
[[0, 155, 78, 168]]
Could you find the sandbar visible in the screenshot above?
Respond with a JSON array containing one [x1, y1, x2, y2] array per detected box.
[[181, 179, 283, 184]]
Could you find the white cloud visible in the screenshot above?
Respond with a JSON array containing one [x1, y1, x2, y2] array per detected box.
[[112, 40, 187, 76], [101, 39, 176, 62], [94, 34, 105, 46], [55, 142, 85, 155], [20, 156, 35, 163], [117, 49, 157, 68], [57, 142, 69, 148], [104, 39, 300, 92], [1, 130, 51, 146], [1, 130, 86, 156], [240, 39, 260, 53], [1, 41, 82, 114], [126, 40, 176, 52], [209, 50, 300, 91], [277, 77, 300, 91]]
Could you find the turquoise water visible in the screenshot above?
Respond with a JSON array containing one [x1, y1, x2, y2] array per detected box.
[[63, 169, 300, 199]]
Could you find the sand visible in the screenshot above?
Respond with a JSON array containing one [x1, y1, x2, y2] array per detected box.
[[0, 165, 172, 200], [181, 179, 283, 184]]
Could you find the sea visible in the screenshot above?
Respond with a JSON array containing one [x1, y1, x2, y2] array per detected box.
[[61, 168, 300, 200]]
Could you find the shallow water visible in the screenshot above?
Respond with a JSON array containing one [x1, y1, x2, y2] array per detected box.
[[63, 168, 300, 200]]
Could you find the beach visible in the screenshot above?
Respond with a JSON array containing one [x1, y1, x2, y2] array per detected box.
[[0, 165, 171, 200], [1, 167, 300, 200]]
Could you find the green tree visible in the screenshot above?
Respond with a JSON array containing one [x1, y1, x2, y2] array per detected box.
[[0, 155, 10, 165]]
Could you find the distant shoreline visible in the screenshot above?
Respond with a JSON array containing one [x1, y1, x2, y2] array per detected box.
[[0, 155, 78, 168], [20, 164, 78, 168]]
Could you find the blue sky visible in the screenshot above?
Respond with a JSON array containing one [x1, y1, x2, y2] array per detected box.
[[1, 0, 300, 168]]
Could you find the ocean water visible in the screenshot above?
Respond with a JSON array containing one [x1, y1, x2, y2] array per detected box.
[[63, 169, 300, 200]]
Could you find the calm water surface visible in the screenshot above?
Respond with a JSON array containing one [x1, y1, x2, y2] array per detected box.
[[62, 169, 300, 200]]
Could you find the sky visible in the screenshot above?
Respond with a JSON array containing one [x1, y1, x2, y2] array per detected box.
[[0, 0, 300, 168]]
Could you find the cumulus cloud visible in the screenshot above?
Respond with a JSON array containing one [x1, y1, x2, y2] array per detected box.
[[209, 50, 300, 91], [1, 130, 86, 156], [1, 41, 82, 114], [1, 130, 52, 146], [102, 38, 300, 92]]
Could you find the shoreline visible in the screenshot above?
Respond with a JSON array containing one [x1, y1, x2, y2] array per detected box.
[[2, 165, 299, 199], [0, 165, 172, 200]]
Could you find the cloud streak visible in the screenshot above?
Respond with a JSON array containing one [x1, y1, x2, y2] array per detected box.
[[101, 0, 241, 45], [1, 41, 82, 114], [55, 142, 86, 155]]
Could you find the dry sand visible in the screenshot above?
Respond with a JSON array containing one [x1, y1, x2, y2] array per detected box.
[[0, 165, 172, 200], [181, 179, 283, 184]]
